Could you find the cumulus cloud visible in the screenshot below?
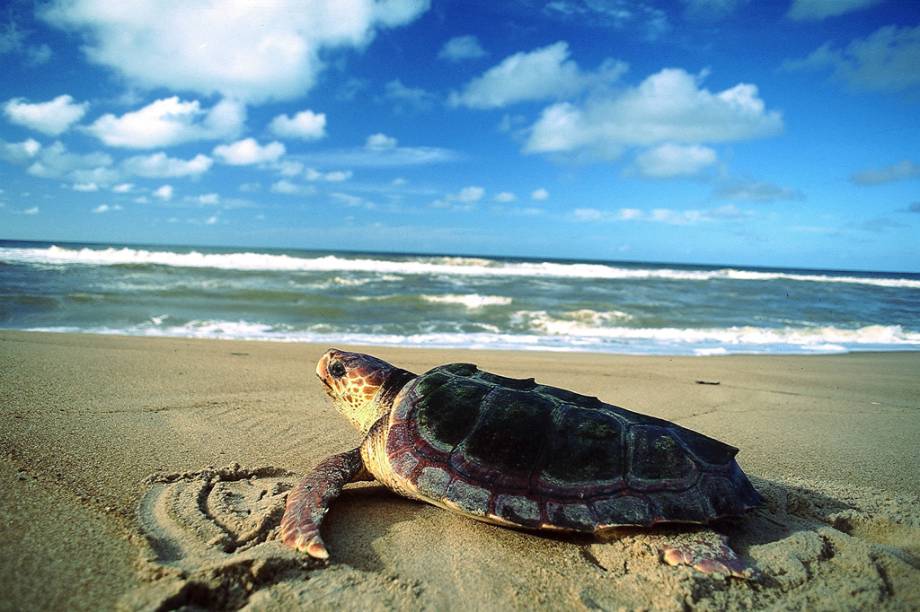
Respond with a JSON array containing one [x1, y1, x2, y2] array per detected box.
[[431, 185, 485, 210], [634, 143, 717, 178], [382, 79, 436, 112], [22, 206, 39, 215], [715, 180, 804, 202], [86, 97, 244, 148], [112, 183, 133, 193], [526, 68, 782, 157], [783, 24, 920, 93], [531, 188, 549, 201], [92, 203, 122, 213], [450, 42, 628, 109], [851, 160, 920, 185], [0, 17, 53, 65], [438, 35, 487, 62], [24, 141, 114, 183], [306, 168, 352, 182], [787, 0, 880, 21], [330, 192, 376, 209], [153, 185, 173, 200], [494, 191, 516, 202], [40, 0, 430, 103], [681, 0, 746, 21], [456, 186, 485, 203], [122, 152, 213, 178], [0, 137, 42, 163], [573, 204, 747, 224], [3, 94, 88, 135], [213, 138, 285, 165], [195, 193, 220, 205], [73, 182, 99, 192], [541, 1, 669, 41], [271, 179, 317, 196], [300, 137, 459, 168], [365, 132, 398, 150], [269, 109, 327, 140]]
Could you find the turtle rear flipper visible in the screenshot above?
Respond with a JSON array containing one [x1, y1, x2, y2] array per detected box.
[[659, 531, 755, 579]]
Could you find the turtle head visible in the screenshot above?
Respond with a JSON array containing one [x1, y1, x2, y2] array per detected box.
[[316, 349, 415, 434]]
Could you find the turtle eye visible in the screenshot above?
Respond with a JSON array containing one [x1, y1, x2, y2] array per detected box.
[[329, 361, 347, 378]]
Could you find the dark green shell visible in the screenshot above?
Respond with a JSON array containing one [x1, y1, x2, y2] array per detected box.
[[384, 363, 762, 530]]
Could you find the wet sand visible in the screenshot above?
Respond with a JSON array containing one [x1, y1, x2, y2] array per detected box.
[[1, 331, 918, 610]]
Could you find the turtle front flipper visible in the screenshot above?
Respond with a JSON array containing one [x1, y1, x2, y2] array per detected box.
[[280, 447, 372, 559]]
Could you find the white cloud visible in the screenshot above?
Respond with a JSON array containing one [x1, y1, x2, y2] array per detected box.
[[526, 68, 782, 157], [449, 42, 627, 109], [92, 203, 122, 213], [783, 25, 920, 93], [431, 185, 485, 210], [112, 182, 134, 193], [681, 0, 746, 21], [271, 179, 316, 196], [23, 206, 39, 215], [27, 44, 52, 65], [0, 19, 52, 65], [541, 1, 669, 41], [25, 141, 115, 183], [851, 160, 920, 185], [300, 142, 460, 168], [269, 109, 326, 140], [330, 192, 375, 209], [715, 180, 803, 202], [573, 205, 747, 224], [438, 35, 487, 62], [153, 185, 173, 200], [86, 97, 244, 148], [787, 0, 880, 21], [40, 0, 430, 103], [239, 182, 261, 192], [0, 138, 42, 163], [205, 214, 219, 225], [123, 152, 213, 178], [634, 143, 717, 178], [213, 138, 285, 165], [456, 186, 485, 203], [494, 191, 516, 203], [365, 132, 398, 151], [73, 182, 99, 192], [531, 188, 549, 201], [382, 79, 435, 112], [3, 95, 88, 135], [276, 160, 304, 177], [196, 193, 220, 205], [306, 168, 352, 182]]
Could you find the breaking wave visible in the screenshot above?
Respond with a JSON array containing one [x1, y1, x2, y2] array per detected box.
[[2, 245, 918, 289]]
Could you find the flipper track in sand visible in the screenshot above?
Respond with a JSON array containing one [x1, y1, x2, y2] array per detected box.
[[123, 464, 420, 611]]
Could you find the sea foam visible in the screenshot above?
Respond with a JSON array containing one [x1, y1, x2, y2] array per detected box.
[[2, 245, 918, 289]]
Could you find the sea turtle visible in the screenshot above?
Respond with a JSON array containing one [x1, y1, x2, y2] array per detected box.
[[280, 349, 762, 575]]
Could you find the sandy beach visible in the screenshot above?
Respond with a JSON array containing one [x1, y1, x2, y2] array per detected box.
[[1, 330, 918, 610]]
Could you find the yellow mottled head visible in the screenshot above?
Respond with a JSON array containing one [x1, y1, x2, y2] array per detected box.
[[316, 349, 415, 435]]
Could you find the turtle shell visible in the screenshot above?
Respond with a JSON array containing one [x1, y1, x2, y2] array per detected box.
[[384, 363, 762, 531]]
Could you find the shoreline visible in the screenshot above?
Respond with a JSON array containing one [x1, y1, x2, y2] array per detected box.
[[7, 326, 920, 357], [1, 330, 918, 609]]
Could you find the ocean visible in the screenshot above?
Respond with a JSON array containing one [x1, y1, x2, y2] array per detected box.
[[1, 239, 918, 355]]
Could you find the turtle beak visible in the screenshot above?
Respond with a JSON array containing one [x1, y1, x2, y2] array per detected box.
[[316, 371, 335, 397]]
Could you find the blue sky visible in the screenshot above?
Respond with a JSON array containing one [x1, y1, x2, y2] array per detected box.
[[1, 0, 918, 272]]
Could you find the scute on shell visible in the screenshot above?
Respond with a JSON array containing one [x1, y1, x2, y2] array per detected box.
[[386, 363, 762, 531]]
